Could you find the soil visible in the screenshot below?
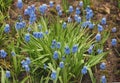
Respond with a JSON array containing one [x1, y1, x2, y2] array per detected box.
[[5, 0, 120, 82]]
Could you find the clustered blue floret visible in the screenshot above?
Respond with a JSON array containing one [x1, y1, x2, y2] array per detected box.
[[111, 38, 117, 46], [6, 70, 11, 78], [64, 46, 70, 55], [15, 21, 26, 30], [51, 71, 57, 80], [39, 4, 47, 15], [87, 45, 94, 54], [24, 5, 36, 24], [72, 44, 78, 53], [98, 24, 104, 32], [4, 24, 10, 33], [33, 32, 44, 38], [51, 39, 61, 49], [95, 33, 101, 41], [53, 51, 59, 60], [101, 17, 106, 25], [62, 22, 67, 29], [25, 33, 30, 42], [21, 57, 31, 72], [76, 7, 81, 15], [11, 51, 16, 56], [0, 49, 7, 58], [59, 61, 64, 68], [17, 0, 23, 9], [101, 75, 107, 83], [69, 6, 74, 13], [100, 62, 106, 70], [97, 49, 103, 54], [112, 27, 116, 33], [86, 6, 94, 20], [81, 66, 87, 75], [49, 1, 54, 8]]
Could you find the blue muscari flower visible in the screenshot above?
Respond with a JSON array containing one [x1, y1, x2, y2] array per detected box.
[[82, 22, 87, 28], [51, 44, 55, 49], [49, 1, 54, 7], [26, 57, 31, 65], [33, 32, 43, 38], [18, 15, 22, 22], [76, 7, 81, 15], [25, 34, 30, 42], [31, 4, 35, 12], [101, 17, 106, 25], [39, 4, 47, 15], [24, 65, 30, 72], [88, 23, 95, 29], [100, 62, 106, 70], [85, 6, 91, 12], [74, 14, 78, 21], [81, 66, 87, 75], [15, 21, 26, 30], [53, 51, 59, 60], [6, 70, 10, 78], [76, 16, 81, 23], [27, 27, 31, 32], [62, 56, 66, 61], [21, 60, 27, 68], [101, 75, 107, 83], [64, 46, 70, 55], [4, 24, 10, 33], [51, 71, 56, 80], [17, 0, 23, 9], [87, 45, 94, 54], [0, 50, 7, 58], [69, 6, 74, 13], [52, 39, 56, 45], [58, 10, 62, 16], [45, 30, 49, 35], [112, 27, 116, 33], [15, 22, 20, 30], [95, 33, 101, 41], [79, 1, 83, 7], [98, 24, 104, 32], [62, 22, 67, 29], [86, 9, 93, 20], [11, 51, 16, 56], [42, 4, 47, 10], [21, 58, 31, 72], [51, 39, 56, 49], [68, 17, 72, 22], [72, 44, 78, 53], [111, 38, 117, 46], [38, 24, 42, 30], [56, 4, 60, 11], [24, 9, 29, 15], [44, 64, 47, 69], [56, 42, 61, 49], [97, 49, 103, 54], [27, 6, 32, 15], [38, 32, 44, 38], [29, 12, 36, 24], [82, 21, 90, 28], [21, 21, 26, 28], [59, 61, 64, 68]]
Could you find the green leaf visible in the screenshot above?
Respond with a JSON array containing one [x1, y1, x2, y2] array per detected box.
[[0, 67, 5, 83], [88, 68, 96, 83], [20, 76, 30, 83]]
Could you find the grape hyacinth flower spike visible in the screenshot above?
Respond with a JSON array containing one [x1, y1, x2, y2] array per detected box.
[[17, 0, 23, 9]]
